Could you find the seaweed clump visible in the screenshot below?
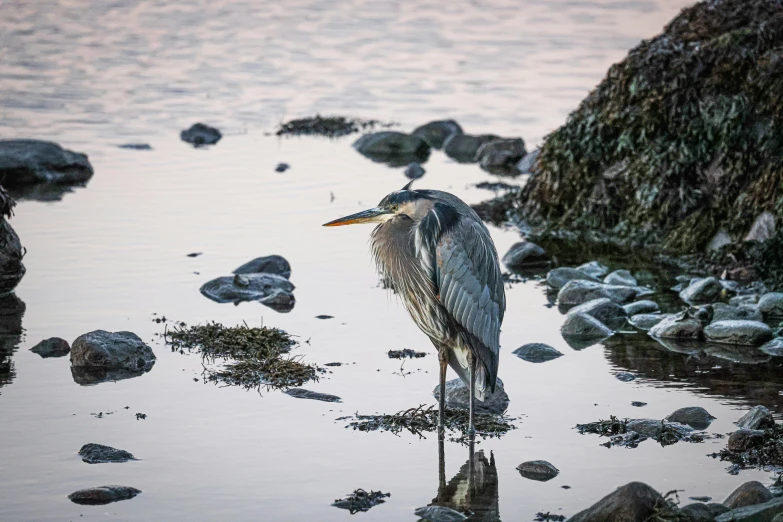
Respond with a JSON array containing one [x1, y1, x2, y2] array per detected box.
[[166, 322, 319, 390], [276, 115, 393, 138], [713, 424, 783, 469], [512, 0, 783, 254], [331, 489, 390, 514]]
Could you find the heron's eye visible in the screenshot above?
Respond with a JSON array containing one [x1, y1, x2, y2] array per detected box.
[[390, 205, 399, 212]]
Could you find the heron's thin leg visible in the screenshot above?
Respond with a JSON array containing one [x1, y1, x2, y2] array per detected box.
[[438, 350, 447, 437], [437, 436, 446, 499], [468, 355, 476, 439]]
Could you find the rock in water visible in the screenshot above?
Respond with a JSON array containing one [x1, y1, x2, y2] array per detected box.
[[736, 405, 775, 430], [665, 406, 714, 430], [679, 277, 723, 304], [232, 255, 291, 279], [413, 505, 467, 522], [0, 140, 93, 187], [680, 502, 730, 521], [0, 217, 25, 295], [353, 131, 430, 166], [443, 134, 500, 163], [78, 443, 137, 464], [476, 138, 526, 171], [648, 315, 703, 340], [502, 241, 548, 269], [576, 261, 609, 279], [561, 313, 613, 339], [516, 460, 559, 481], [546, 267, 600, 289], [411, 120, 462, 149], [30, 337, 70, 358], [604, 270, 637, 287], [567, 298, 627, 330], [275, 162, 290, 172], [512, 343, 563, 363], [558, 280, 638, 306], [432, 378, 509, 414], [711, 303, 763, 323], [758, 293, 783, 318], [118, 143, 152, 150], [568, 482, 667, 522], [623, 300, 660, 316], [332, 489, 390, 513], [71, 331, 156, 376], [284, 388, 342, 403], [180, 123, 221, 145], [760, 338, 783, 357], [629, 313, 668, 331], [703, 320, 773, 346], [727, 429, 766, 452], [723, 481, 773, 510], [200, 273, 295, 311], [715, 497, 783, 522], [68, 485, 141, 505], [404, 162, 425, 179]]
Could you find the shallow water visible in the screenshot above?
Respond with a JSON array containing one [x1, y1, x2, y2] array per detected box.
[[2, 0, 781, 520]]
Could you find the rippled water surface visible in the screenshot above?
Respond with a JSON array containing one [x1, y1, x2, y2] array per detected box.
[[2, 1, 781, 520]]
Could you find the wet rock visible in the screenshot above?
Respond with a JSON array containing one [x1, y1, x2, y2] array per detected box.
[[727, 429, 766, 452], [744, 211, 776, 243], [568, 481, 666, 522], [388, 348, 426, 359], [561, 313, 613, 339], [284, 388, 342, 403], [0, 140, 93, 187], [332, 489, 390, 513], [476, 138, 526, 171], [629, 313, 668, 331], [680, 277, 724, 304], [631, 401, 647, 407], [546, 267, 600, 289], [681, 502, 730, 521], [730, 295, 759, 306], [443, 134, 500, 163], [78, 443, 137, 464], [704, 320, 773, 346], [516, 148, 540, 175], [604, 270, 637, 287], [0, 213, 25, 295], [275, 162, 290, 172], [200, 273, 295, 311], [567, 298, 627, 330], [736, 405, 775, 430], [615, 372, 635, 382], [180, 123, 221, 145], [432, 378, 508, 414], [760, 338, 783, 357], [649, 315, 703, 340], [724, 481, 773, 510], [30, 337, 70, 358], [232, 255, 291, 279], [68, 485, 141, 505], [404, 162, 426, 179], [712, 303, 763, 323], [512, 343, 563, 363], [316, 315, 333, 320], [353, 131, 430, 166], [715, 497, 783, 522], [411, 120, 462, 149], [414, 505, 467, 522], [558, 280, 639, 306], [665, 406, 715, 430], [71, 331, 156, 377], [117, 143, 152, 150], [623, 300, 660, 316], [502, 241, 548, 269], [516, 460, 559, 481], [758, 293, 783, 318], [576, 261, 609, 279], [626, 419, 694, 439]]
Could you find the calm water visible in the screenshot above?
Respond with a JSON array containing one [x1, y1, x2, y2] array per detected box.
[[2, 0, 780, 520]]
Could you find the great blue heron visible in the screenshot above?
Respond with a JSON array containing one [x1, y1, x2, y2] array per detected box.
[[323, 181, 505, 437]]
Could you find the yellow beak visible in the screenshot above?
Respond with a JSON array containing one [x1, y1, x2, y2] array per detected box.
[[323, 207, 392, 227]]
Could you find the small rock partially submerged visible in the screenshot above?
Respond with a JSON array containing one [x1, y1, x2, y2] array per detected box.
[[576, 261, 609, 278], [200, 273, 295, 311], [546, 267, 600, 289], [604, 270, 637, 287], [568, 482, 667, 522], [711, 303, 763, 323], [680, 277, 724, 305], [476, 138, 526, 172], [78, 443, 137, 464], [665, 406, 715, 430], [502, 241, 548, 270], [567, 298, 627, 330], [736, 405, 775, 430], [180, 123, 221, 145], [516, 460, 559, 482], [715, 497, 783, 522], [404, 162, 426, 179], [70, 331, 156, 385], [232, 255, 291, 279], [623, 300, 660, 316], [30, 337, 70, 358], [443, 134, 499, 163], [275, 162, 289, 172], [353, 131, 430, 166], [117, 143, 152, 150], [512, 343, 563, 363], [68, 485, 141, 505], [649, 314, 703, 340], [433, 378, 509, 415], [758, 292, 783, 318], [703, 320, 773, 346], [332, 489, 390, 513], [561, 313, 613, 339], [723, 481, 773, 510], [411, 120, 462, 149], [388, 348, 426, 359], [414, 505, 467, 522], [557, 280, 641, 306], [284, 388, 342, 403], [0, 139, 93, 187]]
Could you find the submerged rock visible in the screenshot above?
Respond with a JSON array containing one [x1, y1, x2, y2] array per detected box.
[[649, 315, 703, 340], [70, 331, 156, 377], [567, 298, 627, 330], [232, 255, 291, 279], [0, 140, 93, 187], [604, 270, 637, 287], [284, 388, 342, 403], [723, 481, 773, 510], [512, 343, 563, 363], [665, 406, 714, 430], [626, 419, 694, 440], [78, 443, 137, 464], [68, 485, 141, 505], [546, 267, 600, 289], [623, 300, 660, 316], [576, 261, 608, 279], [443, 134, 499, 163], [758, 293, 783, 318], [736, 405, 775, 430], [558, 280, 638, 306], [275, 162, 290, 172], [30, 337, 70, 358], [411, 120, 462, 149], [715, 497, 783, 522], [332, 489, 389, 513], [629, 313, 667, 331], [561, 313, 613, 339], [711, 303, 763, 323], [516, 460, 559, 481], [117, 143, 152, 150], [502, 241, 548, 269], [703, 320, 773, 346], [476, 138, 526, 171], [180, 123, 221, 145], [432, 378, 508, 415], [680, 277, 724, 304], [353, 131, 430, 166], [200, 273, 295, 311], [568, 482, 666, 522], [414, 505, 467, 522], [404, 162, 426, 179]]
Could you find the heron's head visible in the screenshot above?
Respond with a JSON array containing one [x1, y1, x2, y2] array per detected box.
[[323, 181, 432, 227]]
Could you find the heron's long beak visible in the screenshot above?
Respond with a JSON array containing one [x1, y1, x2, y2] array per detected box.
[[323, 207, 392, 227]]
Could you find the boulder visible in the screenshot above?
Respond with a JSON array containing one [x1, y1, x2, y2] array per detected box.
[[284, 388, 342, 403], [649, 315, 703, 340], [630, 313, 668, 331], [232, 255, 291, 279], [760, 338, 783, 357], [730, 295, 760, 306], [561, 313, 613, 339], [715, 497, 783, 522], [404, 162, 426, 180], [727, 429, 766, 452], [516, 148, 540, 175], [516, 460, 559, 481], [576, 261, 609, 279], [703, 320, 773, 346], [68, 485, 141, 505], [70, 331, 155, 375], [567, 298, 627, 330], [512, 343, 563, 363], [681, 502, 730, 521], [736, 405, 775, 430], [180, 123, 221, 145], [432, 378, 508, 414], [680, 277, 724, 304], [568, 482, 667, 522], [411, 120, 462, 149], [413, 505, 467, 522], [443, 134, 500, 163], [353, 131, 430, 166], [502, 241, 548, 269], [476, 138, 526, 170], [758, 293, 783, 318], [711, 303, 763, 323], [623, 300, 660, 316], [200, 273, 295, 312], [78, 443, 137, 464], [604, 270, 637, 287], [723, 481, 773, 510], [30, 337, 70, 358], [546, 267, 600, 289], [558, 280, 639, 306], [0, 140, 93, 187], [665, 406, 714, 430], [744, 211, 776, 243]]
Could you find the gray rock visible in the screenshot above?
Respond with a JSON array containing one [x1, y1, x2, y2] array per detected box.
[[665, 406, 715, 430], [476, 138, 526, 170], [78, 443, 137, 464], [68, 485, 141, 505], [704, 320, 773, 346], [232, 255, 291, 279], [727, 429, 766, 452], [284, 388, 342, 403], [30, 337, 70, 358], [712, 303, 763, 323], [615, 372, 635, 382], [576, 261, 609, 279], [680, 277, 724, 304], [516, 460, 559, 481], [730, 295, 759, 306], [626, 419, 694, 439], [567, 298, 627, 330], [275, 162, 290, 172], [200, 273, 295, 311], [736, 405, 775, 430], [502, 241, 548, 269], [443, 134, 500, 163], [117, 143, 152, 150], [681, 502, 730, 521], [623, 300, 660, 316], [512, 343, 563, 363], [353, 132, 430, 166], [0, 140, 93, 187], [561, 313, 613, 339], [411, 120, 462, 149], [558, 280, 639, 306], [724, 481, 773, 510], [404, 162, 426, 179], [546, 267, 600, 289], [629, 313, 668, 331], [744, 211, 776, 243], [568, 481, 667, 522], [70, 331, 155, 375], [708, 228, 733, 251], [516, 148, 540, 175], [604, 270, 637, 287], [0, 217, 25, 295], [180, 123, 221, 145], [715, 497, 783, 522], [760, 338, 783, 357], [649, 315, 703, 340], [432, 378, 508, 414], [758, 293, 783, 318], [414, 505, 467, 522]]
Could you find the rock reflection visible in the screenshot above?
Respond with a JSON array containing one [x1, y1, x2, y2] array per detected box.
[[0, 294, 25, 392]]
